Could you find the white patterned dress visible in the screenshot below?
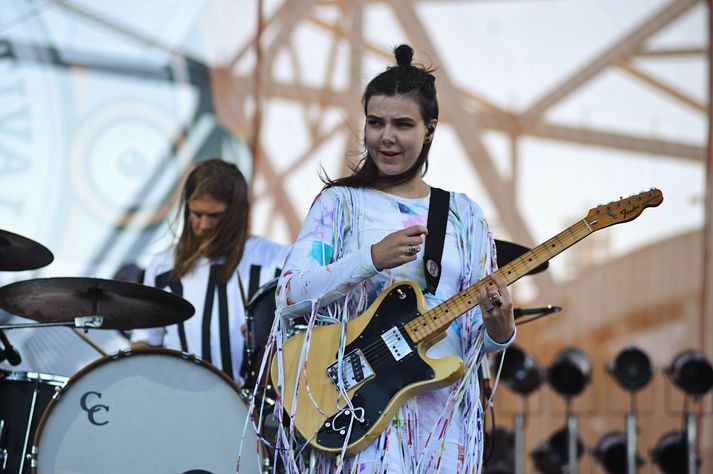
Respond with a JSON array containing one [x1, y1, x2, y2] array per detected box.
[[272, 186, 514, 474]]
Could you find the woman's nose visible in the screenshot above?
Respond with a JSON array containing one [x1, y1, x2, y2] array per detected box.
[[382, 126, 395, 144]]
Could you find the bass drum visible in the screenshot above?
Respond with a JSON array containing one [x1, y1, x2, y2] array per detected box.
[[0, 370, 67, 474], [31, 348, 265, 474]]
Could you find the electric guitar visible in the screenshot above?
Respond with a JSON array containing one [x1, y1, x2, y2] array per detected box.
[[271, 189, 664, 456]]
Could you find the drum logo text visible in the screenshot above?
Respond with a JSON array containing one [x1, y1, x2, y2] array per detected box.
[[80, 391, 110, 426]]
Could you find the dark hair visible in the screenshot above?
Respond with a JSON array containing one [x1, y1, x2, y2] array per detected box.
[[173, 158, 249, 284], [323, 44, 438, 188]]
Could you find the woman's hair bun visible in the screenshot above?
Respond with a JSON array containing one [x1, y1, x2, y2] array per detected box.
[[394, 44, 414, 67]]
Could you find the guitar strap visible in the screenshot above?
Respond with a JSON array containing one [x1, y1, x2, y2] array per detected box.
[[423, 187, 450, 295]]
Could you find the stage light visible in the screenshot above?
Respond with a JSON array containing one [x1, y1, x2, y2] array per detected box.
[[530, 427, 584, 474], [593, 431, 643, 474], [603, 346, 651, 474], [547, 348, 592, 399], [497, 344, 544, 396], [650, 431, 699, 474], [665, 349, 713, 399], [607, 346, 652, 392]]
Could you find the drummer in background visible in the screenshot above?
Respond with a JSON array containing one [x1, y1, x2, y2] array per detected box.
[[131, 158, 288, 382]]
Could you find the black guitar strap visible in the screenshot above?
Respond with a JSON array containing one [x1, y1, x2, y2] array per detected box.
[[423, 187, 450, 295]]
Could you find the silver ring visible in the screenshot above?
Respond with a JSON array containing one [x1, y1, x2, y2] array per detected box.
[[405, 246, 419, 256], [490, 293, 503, 306]]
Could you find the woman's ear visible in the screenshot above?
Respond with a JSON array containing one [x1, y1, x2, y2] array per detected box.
[[425, 120, 437, 142]]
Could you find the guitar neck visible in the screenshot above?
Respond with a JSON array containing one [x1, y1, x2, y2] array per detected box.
[[404, 219, 593, 343]]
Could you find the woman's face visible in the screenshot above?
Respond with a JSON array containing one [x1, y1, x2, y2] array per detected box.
[[364, 94, 433, 177]]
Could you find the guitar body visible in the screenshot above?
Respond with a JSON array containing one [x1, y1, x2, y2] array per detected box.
[[271, 281, 465, 456]]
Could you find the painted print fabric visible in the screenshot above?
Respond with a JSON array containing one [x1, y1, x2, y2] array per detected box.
[[273, 186, 514, 473]]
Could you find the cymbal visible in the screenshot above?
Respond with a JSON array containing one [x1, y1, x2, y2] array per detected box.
[[0, 230, 54, 271], [0, 277, 195, 330], [495, 240, 549, 276]]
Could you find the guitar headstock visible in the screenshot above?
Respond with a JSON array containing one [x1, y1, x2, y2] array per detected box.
[[585, 189, 663, 231]]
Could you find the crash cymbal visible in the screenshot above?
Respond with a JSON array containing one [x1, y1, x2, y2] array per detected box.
[[0, 277, 194, 330], [0, 230, 54, 271], [495, 240, 549, 276]]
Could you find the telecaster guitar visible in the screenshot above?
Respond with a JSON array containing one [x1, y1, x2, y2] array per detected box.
[[271, 189, 664, 456]]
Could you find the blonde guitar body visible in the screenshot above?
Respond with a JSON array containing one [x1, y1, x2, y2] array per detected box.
[[271, 189, 664, 457], [272, 281, 464, 456]]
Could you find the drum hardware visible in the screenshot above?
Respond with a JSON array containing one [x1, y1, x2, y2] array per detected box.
[[0, 277, 195, 331], [0, 329, 22, 366], [1, 419, 6, 470], [1, 370, 68, 474], [0, 230, 54, 272]]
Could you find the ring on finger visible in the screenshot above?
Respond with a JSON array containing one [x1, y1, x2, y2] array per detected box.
[[405, 246, 419, 256], [489, 292, 503, 306]]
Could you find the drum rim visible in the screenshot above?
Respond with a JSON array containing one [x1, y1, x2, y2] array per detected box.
[[1, 370, 68, 385], [30, 347, 246, 473]]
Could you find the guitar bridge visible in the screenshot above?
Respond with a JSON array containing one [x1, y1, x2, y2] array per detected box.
[[327, 349, 374, 390]]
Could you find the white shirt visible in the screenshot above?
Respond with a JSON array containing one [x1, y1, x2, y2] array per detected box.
[[132, 236, 288, 381]]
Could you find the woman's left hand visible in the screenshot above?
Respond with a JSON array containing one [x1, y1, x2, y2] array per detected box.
[[476, 273, 515, 344]]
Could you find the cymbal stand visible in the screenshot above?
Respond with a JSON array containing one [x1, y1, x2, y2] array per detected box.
[[0, 316, 104, 331]]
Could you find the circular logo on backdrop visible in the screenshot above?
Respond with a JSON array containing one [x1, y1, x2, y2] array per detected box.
[[69, 101, 190, 227]]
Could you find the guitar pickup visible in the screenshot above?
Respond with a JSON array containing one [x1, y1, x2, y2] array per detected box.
[[382, 326, 412, 361], [327, 349, 374, 391]]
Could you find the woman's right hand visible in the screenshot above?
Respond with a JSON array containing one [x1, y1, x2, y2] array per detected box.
[[370, 225, 428, 271]]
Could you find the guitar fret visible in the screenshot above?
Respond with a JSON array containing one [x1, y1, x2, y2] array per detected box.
[[567, 227, 579, 243]]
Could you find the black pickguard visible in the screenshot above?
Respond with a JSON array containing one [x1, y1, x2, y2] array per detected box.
[[315, 283, 434, 450]]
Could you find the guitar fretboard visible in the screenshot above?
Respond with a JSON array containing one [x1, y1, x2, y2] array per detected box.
[[403, 219, 593, 343]]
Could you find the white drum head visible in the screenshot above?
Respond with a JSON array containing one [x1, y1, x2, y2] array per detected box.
[[33, 349, 262, 474]]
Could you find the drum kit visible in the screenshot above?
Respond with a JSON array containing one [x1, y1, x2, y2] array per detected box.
[[0, 230, 269, 473]]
